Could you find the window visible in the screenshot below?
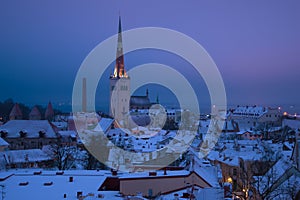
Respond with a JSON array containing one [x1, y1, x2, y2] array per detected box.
[[233, 168, 237, 176], [121, 85, 128, 91], [233, 180, 237, 191]]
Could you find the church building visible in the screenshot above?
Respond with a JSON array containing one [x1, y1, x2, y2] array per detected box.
[[109, 17, 159, 124], [109, 17, 131, 123]]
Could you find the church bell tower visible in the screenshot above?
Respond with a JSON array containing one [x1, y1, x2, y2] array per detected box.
[[109, 16, 130, 123]]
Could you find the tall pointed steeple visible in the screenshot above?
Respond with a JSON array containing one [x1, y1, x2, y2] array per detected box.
[[112, 16, 127, 78], [109, 16, 130, 123]]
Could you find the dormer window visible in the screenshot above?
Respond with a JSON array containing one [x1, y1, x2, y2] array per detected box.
[[0, 130, 7, 138]]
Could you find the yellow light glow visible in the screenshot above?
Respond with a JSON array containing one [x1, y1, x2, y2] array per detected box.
[[283, 112, 288, 116], [227, 177, 232, 183]]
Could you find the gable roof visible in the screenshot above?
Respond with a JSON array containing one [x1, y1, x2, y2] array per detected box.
[[0, 137, 9, 146]]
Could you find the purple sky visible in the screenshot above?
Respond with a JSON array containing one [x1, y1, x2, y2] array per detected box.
[[0, 0, 299, 113]]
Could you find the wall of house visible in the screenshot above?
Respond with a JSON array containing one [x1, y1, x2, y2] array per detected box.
[[5, 138, 58, 150], [120, 173, 211, 197]]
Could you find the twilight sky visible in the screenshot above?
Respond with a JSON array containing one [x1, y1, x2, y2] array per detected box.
[[0, 0, 299, 113]]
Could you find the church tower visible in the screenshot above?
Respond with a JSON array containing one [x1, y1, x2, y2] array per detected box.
[[109, 16, 130, 123]]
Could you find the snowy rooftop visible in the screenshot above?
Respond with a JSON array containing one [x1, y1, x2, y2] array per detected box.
[[94, 118, 114, 133], [0, 137, 9, 146], [58, 130, 77, 138], [52, 121, 68, 129], [119, 170, 190, 179], [206, 140, 265, 166], [0, 120, 58, 138], [192, 157, 220, 187], [0, 149, 51, 165], [232, 106, 267, 117], [159, 187, 224, 200], [0, 170, 123, 200]]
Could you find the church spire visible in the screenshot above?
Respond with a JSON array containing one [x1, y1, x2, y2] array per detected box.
[[112, 16, 127, 78]]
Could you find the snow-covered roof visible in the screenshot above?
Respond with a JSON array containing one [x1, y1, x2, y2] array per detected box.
[[207, 140, 264, 166], [0, 170, 122, 200], [119, 170, 190, 179], [206, 150, 220, 161], [231, 106, 267, 117], [58, 130, 77, 138], [236, 130, 251, 135], [94, 118, 114, 133], [0, 149, 51, 164], [0, 137, 9, 146], [159, 187, 224, 200], [283, 141, 294, 151], [198, 120, 210, 134], [52, 121, 68, 129], [0, 120, 58, 138], [193, 158, 220, 187]]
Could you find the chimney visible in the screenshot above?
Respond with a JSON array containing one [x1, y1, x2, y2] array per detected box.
[[82, 77, 87, 112], [164, 167, 167, 175], [111, 169, 117, 176], [77, 191, 83, 198], [174, 193, 179, 200], [149, 172, 157, 176]]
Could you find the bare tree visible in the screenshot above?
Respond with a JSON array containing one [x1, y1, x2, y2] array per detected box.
[[44, 144, 84, 170], [83, 133, 110, 170]]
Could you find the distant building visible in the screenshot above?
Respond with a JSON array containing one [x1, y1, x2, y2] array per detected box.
[[58, 130, 77, 146], [45, 102, 54, 121], [227, 106, 282, 132], [130, 89, 151, 110], [108, 18, 168, 125], [119, 169, 215, 197], [29, 106, 41, 120], [9, 103, 23, 120], [0, 120, 59, 150], [236, 130, 262, 140], [0, 149, 53, 169]]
